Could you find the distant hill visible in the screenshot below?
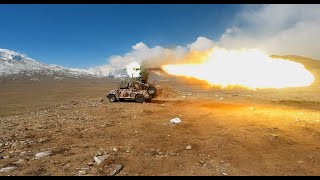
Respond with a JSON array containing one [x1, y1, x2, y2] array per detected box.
[[0, 48, 128, 81]]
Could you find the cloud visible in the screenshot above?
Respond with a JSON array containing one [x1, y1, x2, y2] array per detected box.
[[217, 4, 320, 58], [89, 4, 320, 76]]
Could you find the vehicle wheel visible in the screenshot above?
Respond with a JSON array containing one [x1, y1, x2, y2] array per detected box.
[[135, 94, 145, 103], [108, 94, 117, 102], [146, 85, 156, 96]]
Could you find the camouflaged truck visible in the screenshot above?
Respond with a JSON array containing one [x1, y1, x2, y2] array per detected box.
[[106, 80, 157, 103]]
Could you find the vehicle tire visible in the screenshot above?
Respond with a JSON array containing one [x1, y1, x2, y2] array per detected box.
[[146, 85, 156, 96], [135, 94, 145, 103], [108, 94, 117, 102]]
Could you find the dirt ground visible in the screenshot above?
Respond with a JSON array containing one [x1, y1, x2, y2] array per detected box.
[[1, 60, 320, 175]]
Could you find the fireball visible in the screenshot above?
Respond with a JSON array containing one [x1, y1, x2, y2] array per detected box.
[[162, 48, 315, 89]]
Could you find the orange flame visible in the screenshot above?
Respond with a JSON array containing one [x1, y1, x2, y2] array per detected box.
[[162, 48, 315, 89]]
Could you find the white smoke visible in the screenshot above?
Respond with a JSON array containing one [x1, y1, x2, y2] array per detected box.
[[126, 61, 141, 77], [187, 37, 216, 51], [89, 4, 320, 76], [88, 42, 189, 76], [217, 4, 320, 58]]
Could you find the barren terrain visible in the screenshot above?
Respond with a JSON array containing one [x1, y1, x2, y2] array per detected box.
[[1, 56, 320, 176]]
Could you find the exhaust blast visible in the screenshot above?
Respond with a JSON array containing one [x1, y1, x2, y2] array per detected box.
[[161, 48, 315, 89]]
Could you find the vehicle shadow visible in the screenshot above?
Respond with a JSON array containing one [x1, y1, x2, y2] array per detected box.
[[112, 99, 168, 104]]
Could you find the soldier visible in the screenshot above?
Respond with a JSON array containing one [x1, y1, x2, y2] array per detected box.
[[139, 67, 149, 83]]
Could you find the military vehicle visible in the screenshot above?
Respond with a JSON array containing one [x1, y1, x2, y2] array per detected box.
[[106, 65, 157, 103]]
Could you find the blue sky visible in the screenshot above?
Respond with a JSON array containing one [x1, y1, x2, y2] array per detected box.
[[0, 4, 242, 68]]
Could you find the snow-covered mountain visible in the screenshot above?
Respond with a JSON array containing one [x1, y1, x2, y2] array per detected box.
[[0, 48, 95, 79], [88, 67, 128, 79], [0, 48, 113, 80]]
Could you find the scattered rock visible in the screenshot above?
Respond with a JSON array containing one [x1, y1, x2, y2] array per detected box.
[[222, 172, 228, 176], [110, 164, 123, 176], [3, 155, 10, 159], [87, 162, 94, 166], [112, 148, 118, 152], [99, 98, 104, 102], [96, 152, 103, 156], [93, 156, 102, 164], [62, 163, 71, 171], [102, 164, 123, 176], [38, 137, 49, 143], [13, 159, 26, 166], [78, 170, 86, 175], [0, 166, 16, 173], [35, 151, 51, 159], [270, 134, 278, 140], [170, 118, 181, 124], [219, 97, 224, 100], [186, 145, 192, 150], [92, 104, 96, 107], [94, 155, 109, 165], [36, 125, 46, 129], [0, 143, 3, 147]]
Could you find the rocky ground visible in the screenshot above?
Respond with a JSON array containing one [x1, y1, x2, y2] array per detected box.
[[1, 74, 320, 176]]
